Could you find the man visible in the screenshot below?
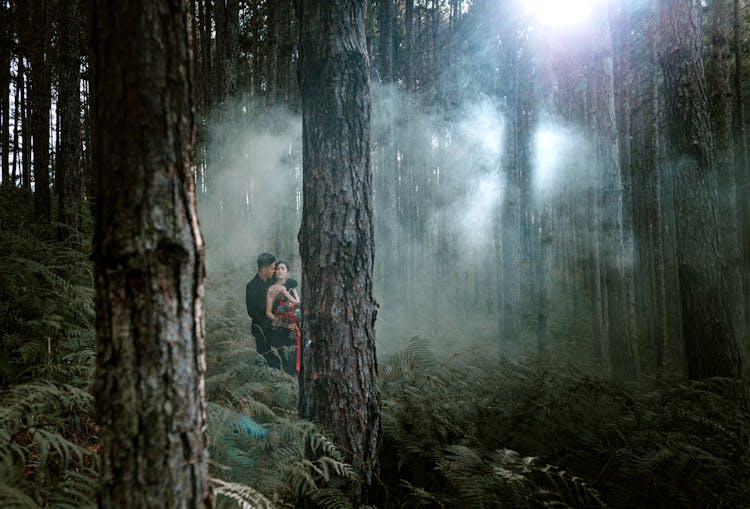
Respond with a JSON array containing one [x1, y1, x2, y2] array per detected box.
[[245, 252, 277, 367]]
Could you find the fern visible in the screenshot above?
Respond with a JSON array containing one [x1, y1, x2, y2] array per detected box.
[[0, 381, 98, 507], [212, 477, 276, 509]]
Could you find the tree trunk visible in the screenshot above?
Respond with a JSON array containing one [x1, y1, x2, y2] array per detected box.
[[377, 0, 394, 83], [707, 0, 746, 351], [29, 0, 51, 219], [500, 33, 521, 346], [537, 203, 553, 353], [91, 0, 212, 506], [11, 57, 20, 185], [657, 0, 743, 379], [632, 0, 669, 373], [0, 0, 10, 186], [57, 0, 82, 239], [592, 6, 638, 381], [266, 0, 279, 106], [297, 1, 380, 505], [734, 0, 750, 351], [404, 0, 414, 92], [20, 57, 30, 190], [611, 0, 639, 375]]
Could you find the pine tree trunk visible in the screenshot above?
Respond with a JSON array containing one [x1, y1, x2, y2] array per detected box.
[[11, 60, 20, 184], [57, 0, 82, 239], [20, 57, 30, 190], [266, 0, 279, 106], [537, 203, 553, 353], [592, 6, 638, 381], [0, 0, 10, 186], [707, 0, 746, 350], [404, 0, 414, 92], [378, 0, 394, 82], [91, 1, 212, 506], [29, 0, 51, 219], [632, 2, 669, 373], [611, 0, 639, 374], [658, 0, 743, 379], [297, 1, 380, 504], [733, 0, 750, 351]]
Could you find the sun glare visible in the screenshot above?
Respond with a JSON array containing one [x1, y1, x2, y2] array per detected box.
[[521, 0, 603, 27]]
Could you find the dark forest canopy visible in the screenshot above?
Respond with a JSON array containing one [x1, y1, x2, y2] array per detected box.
[[1, 0, 750, 507]]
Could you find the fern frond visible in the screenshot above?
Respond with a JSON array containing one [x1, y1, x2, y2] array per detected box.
[[309, 487, 354, 509], [212, 477, 276, 509]]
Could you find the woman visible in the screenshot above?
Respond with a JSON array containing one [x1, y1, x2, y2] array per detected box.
[[265, 261, 301, 373]]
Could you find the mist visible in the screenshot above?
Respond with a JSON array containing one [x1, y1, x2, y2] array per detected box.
[[196, 68, 624, 361]]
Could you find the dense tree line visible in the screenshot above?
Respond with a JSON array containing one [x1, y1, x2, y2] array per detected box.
[[1, 0, 750, 506]]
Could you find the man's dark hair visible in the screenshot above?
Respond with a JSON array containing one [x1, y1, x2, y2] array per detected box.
[[257, 252, 276, 269]]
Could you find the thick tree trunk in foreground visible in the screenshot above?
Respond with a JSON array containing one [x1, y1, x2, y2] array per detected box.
[[658, 0, 743, 379], [297, 0, 381, 505], [91, 1, 212, 507]]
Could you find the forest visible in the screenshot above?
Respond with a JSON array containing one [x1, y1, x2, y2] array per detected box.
[[1, 0, 750, 507]]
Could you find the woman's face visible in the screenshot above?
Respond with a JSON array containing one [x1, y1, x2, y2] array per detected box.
[[275, 263, 288, 279]]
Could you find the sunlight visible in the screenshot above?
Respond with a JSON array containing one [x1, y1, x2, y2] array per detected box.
[[520, 0, 603, 27]]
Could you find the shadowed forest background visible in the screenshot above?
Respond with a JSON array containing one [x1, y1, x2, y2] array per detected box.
[[2, 0, 750, 507]]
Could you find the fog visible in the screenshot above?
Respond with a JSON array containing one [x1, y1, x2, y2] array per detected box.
[[197, 84, 605, 359]]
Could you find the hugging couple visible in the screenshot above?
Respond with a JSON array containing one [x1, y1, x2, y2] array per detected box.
[[245, 252, 301, 376]]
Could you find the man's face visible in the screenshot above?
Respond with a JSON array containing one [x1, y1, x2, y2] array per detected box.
[[259, 264, 275, 282]]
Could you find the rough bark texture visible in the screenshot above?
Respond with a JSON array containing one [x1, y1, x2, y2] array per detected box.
[[658, 0, 743, 379], [708, 0, 746, 350], [297, 0, 381, 505], [733, 0, 750, 349], [57, 0, 82, 237], [91, 0, 212, 507]]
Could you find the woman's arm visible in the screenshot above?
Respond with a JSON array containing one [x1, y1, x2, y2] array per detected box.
[[282, 288, 299, 305], [289, 287, 300, 304]]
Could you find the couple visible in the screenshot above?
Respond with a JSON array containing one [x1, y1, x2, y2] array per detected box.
[[245, 253, 301, 376]]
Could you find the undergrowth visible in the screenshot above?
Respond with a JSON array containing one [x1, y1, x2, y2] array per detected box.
[[1, 189, 749, 508]]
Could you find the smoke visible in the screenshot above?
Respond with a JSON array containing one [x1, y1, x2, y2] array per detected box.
[[198, 106, 303, 276], [198, 89, 513, 358], [532, 119, 593, 205]]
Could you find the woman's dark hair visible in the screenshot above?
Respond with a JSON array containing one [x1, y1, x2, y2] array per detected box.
[[274, 260, 289, 271]]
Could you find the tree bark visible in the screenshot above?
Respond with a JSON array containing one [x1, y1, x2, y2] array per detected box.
[[297, 1, 380, 505], [91, 0, 212, 506], [632, 0, 669, 373], [592, 6, 638, 381], [377, 0, 394, 83], [707, 0, 746, 351], [0, 0, 10, 186], [29, 0, 51, 219], [57, 0, 83, 239], [404, 0, 414, 92], [733, 0, 750, 350], [500, 29, 521, 347], [657, 0, 743, 379]]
